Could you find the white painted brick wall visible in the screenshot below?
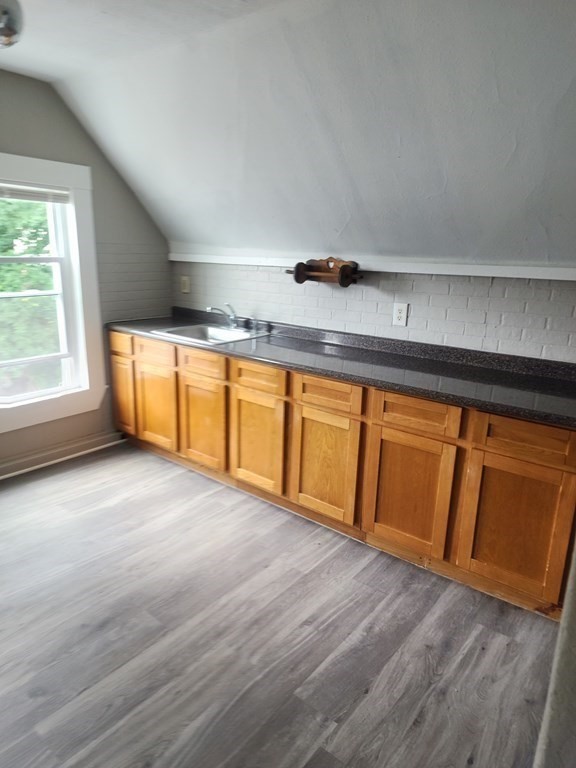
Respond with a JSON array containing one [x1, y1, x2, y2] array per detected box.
[[98, 244, 171, 323], [172, 263, 576, 363]]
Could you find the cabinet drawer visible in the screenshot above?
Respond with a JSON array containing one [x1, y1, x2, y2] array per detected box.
[[369, 389, 461, 438], [109, 331, 133, 356], [473, 413, 576, 469], [133, 337, 176, 367], [292, 374, 363, 415], [178, 346, 227, 380], [230, 359, 287, 396]]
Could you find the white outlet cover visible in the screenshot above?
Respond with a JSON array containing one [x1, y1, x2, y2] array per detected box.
[[393, 302, 408, 326]]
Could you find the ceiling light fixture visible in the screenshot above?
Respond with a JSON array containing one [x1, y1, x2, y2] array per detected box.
[[0, 0, 23, 49]]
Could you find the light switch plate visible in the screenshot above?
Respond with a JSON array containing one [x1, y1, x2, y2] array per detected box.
[[180, 275, 190, 294]]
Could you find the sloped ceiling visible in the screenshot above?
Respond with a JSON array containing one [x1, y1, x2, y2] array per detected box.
[[2, 0, 576, 267]]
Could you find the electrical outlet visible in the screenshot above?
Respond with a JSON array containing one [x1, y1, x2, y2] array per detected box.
[[393, 302, 408, 326], [180, 275, 190, 294]]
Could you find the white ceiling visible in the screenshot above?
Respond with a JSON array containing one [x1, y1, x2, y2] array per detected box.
[[0, 0, 290, 80]]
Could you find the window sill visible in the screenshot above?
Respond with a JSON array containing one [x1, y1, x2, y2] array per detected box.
[[0, 382, 107, 434]]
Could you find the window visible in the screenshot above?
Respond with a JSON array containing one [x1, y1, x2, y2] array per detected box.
[[0, 153, 105, 434]]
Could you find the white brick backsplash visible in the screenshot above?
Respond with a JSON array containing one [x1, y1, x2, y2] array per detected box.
[[430, 294, 468, 309], [394, 292, 430, 306], [467, 298, 490, 311], [543, 345, 576, 362], [407, 317, 428, 331], [293, 315, 318, 327], [410, 304, 446, 320], [408, 330, 446, 344], [347, 299, 377, 312], [488, 282, 507, 298], [498, 340, 544, 357], [447, 309, 487, 324], [100, 246, 170, 323], [504, 284, 551, 300], [346, 322, 378, 336], [413, 279, 449, 294], [362, 285, 386, 301], [485, 311, 504, 325], [445, 333, 483, 350], [547, 316, 576, 332], [378, 278, 414, 292], [291, 294, 318, 308], [172, 264, 576, 363], [319, 297, 347, 310], [551, 288, 576, 303], [379, 325, 410, 339], [485, 326, 522, 341], [482, 338, 500, 352], [361, 311, 393, 327], [521, 329, 570, 345], [427, 319, 466, 335], [464, 323, 487, 337], [450, 282, 491, 297], [501, 313, 547, 329], [488, 298, 526, 313], [526, 299, 573, 316]]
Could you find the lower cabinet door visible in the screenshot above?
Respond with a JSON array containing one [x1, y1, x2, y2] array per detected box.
[[290, 404, 361, 525], [229, 385, 285, 494], [135, 361, 178, 451], [179, 373, 227, 471], [362, 426, 456, 558], [457, 450, 576, 602], [110, 354, 136, 435]]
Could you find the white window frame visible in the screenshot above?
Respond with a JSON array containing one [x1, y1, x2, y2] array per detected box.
[[0, 152, 106, 434]]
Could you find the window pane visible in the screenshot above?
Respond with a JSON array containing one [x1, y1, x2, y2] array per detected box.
[[0, 262, 56, 292], [0, 198, 52, 257], [0, 296, 61, 361], [0, 358, 64, 399]]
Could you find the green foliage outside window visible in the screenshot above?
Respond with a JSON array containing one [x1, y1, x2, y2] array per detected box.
[[0, 199, 63, 396], [0, 198, 50, 256]]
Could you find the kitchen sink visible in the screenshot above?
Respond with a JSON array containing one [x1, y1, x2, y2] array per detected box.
[[151, 324, 269, 345]]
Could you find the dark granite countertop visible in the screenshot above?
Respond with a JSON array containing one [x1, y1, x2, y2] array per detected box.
[[108, 309, 576, 430]]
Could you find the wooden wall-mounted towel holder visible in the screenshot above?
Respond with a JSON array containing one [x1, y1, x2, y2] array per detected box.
[[285, 258, 363, 287]]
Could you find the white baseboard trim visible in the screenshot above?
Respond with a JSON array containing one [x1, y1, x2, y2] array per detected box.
[[169, 242, 576, 281], [0, 433, 125, 480]]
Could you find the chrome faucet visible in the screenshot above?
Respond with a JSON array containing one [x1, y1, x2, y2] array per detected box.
[[206, 303, 238, 328]]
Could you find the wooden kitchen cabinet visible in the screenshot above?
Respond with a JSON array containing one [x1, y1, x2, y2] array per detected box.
[[362, 425, 457, 558], [109, 331, 136, 436], [133, 338, 178, 452], [290, 404, 361, 525], [178, 346, 227, 471], [229, 385, 286, 494], [457, 450, 576, 602], [290, 373, 363, 525], [110, 354, 136, 436]]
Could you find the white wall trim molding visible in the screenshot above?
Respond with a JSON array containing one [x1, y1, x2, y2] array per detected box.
[[0, 432, 123, 480], [0, 152, 107, 433], [170, 242, 576, 281]]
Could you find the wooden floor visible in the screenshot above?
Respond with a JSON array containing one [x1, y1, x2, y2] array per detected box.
[[0, 444, 558, 768]]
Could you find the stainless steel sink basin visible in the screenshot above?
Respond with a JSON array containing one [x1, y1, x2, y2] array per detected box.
[[151, 324, 269, 345]]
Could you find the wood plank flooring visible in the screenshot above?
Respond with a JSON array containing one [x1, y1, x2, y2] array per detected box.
[[0, 444, 558, 768]]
